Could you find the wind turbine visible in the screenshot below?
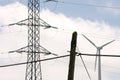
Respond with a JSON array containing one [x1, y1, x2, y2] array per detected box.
[[82, 34, 115, 80]]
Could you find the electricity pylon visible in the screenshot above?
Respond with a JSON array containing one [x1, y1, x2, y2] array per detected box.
[[25, 0, 42, 80], [82, 34, 115, 80], [8, 0, 57, 80]]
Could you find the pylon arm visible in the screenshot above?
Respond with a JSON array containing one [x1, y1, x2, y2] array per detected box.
[[9, 45, 28, 53], [8, 18, 58, 29], [9, 45, 58, 56]]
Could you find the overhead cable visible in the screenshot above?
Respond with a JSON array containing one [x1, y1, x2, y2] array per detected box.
[[77, 47, 91, 80], [78, 53, 120, 57], [1, 53, 120, 68], [0, 54, 70, 68], [58, 1, 120, 9]]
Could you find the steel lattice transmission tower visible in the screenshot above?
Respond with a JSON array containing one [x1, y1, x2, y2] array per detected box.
[[8, 0, 57, 80], [26, 0, 42, 80]]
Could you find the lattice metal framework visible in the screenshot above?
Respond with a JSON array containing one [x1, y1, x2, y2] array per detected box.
[[6, 0, 57, 80], [26, 0, 41, 80], [9, 45, 57, 56]]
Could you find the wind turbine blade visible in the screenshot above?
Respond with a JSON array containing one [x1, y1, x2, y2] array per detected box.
[[94, 50, 98, 71], [101, 40, 115, 48], [82, 34, 97, 48]]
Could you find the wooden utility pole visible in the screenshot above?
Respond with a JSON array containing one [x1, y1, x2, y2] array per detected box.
[[68, 32, 77, 80]]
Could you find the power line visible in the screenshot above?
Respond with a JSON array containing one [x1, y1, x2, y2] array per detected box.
[[77, 53, 120, 57], [1, 53, 120, 68], [0, 54, 70, 68], [78, 54, 91, 80], [76, 46, 91, 80], [58, 1, 120, 9], [40, 1, 120, 9]]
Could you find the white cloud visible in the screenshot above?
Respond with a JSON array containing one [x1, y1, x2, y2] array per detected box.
[[0, 2, 27, 25], [0, 2, 120, 80]]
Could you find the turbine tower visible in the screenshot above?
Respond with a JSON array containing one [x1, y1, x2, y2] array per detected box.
[[82, 34, 115, 80]]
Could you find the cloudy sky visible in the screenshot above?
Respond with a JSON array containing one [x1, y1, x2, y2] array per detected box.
[[0, 0, 120, 80]]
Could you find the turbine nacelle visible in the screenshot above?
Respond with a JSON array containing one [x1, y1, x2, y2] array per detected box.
[[97, 47, 103, 50]]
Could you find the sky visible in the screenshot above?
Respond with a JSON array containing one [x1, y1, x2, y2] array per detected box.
[[0, 0, 120, 80], [40, 0, 120, 27]]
